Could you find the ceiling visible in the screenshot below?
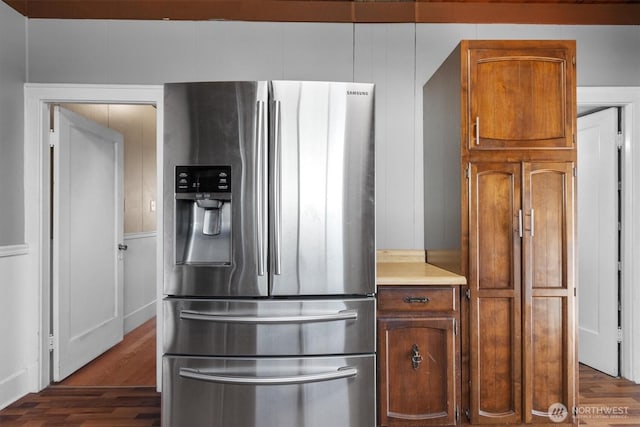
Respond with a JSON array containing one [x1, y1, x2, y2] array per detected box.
[[3, 0, 640, 24]]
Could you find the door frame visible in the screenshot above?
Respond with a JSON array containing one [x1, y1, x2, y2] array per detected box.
[[24, 84, 164, 391], [577, 86, 640, 383]]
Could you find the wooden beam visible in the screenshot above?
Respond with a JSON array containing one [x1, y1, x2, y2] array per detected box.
[[2, 0, 640, 24], [414, 2, 640, 25]]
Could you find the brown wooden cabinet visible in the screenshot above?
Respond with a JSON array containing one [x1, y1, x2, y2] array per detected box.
[[378, 286, 461, 426], [468, 161, 576, 424], [424, 40, 577, 425], [467, 43, 575, 150]]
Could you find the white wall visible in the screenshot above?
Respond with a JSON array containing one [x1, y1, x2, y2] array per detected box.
[[123, 233, 157, 333], [26, 21, 354, 84], [0, 2, 25, 245], [0, 251, 37, 410], [355, 24, 418, 248], [0, 1, 33, 411]]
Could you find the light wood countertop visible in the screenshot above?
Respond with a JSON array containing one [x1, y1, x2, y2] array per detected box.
[[376, 249, 467, 286]]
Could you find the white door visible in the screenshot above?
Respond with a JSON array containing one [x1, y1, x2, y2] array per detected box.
[[577, 107, 619, 376], [52, 106, 125, 381]]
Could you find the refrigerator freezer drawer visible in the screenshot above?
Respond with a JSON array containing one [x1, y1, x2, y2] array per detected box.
[[163, 297, 375, 356], [162, 354, 376, 427]]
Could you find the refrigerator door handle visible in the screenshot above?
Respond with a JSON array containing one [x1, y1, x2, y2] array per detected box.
[[179, 366, 357, 385], [256, 100, 267, 276], [179, 309, 358, 323], [273, 99, 282, 276]]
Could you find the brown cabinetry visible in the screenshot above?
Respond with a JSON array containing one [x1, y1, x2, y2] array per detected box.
[[467, 43, 574, 150], [378, 286, 461, 426], [424, 40, 577, 425], [468, 161, 576, 424]]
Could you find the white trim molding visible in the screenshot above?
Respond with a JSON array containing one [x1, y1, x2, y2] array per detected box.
[[124, 300, 157, 334], [0, 363, 38, 411], [24, 84, 164, 392], [0, 244, 28, 258], [578, 86, 640, 384]]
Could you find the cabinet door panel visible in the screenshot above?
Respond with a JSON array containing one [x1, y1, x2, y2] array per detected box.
[[523, 162, 576, 424], [477, 297, 519, 418], [468, 163, 522, 424], [468, 46, 574, 150], [378, 318, 457, 426], [472, 164, 522, 290], [531, 297, 566, 417], [524, 163, 572, 290]]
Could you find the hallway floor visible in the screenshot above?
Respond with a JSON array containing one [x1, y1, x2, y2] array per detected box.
[[57, 317, 156, 387]]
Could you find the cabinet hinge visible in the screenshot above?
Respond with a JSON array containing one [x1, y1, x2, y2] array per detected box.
[[617, 327, 623, 343], [465, 288, 471, 300], [455, 405, 460, 422], [572, 56, 576, 66], [454, 319, 458, 336], [573, 133, 576, 145], [573, 166, 577, 177], [618, 261, 623, 271], [48, 334, 55, 351], [616, 132, 623, 150], [465, 166, 470, 180], [465, 408, 471, 421]]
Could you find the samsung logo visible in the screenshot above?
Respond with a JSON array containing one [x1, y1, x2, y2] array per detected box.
[[347, 90, 369, 96]]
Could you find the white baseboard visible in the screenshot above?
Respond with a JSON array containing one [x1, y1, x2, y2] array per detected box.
[[124, 300, 157, 334], [0, 363, 37, 411]]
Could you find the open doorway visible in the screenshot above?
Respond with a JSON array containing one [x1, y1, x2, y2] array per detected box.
[[576, 87, 640, 384], [50, 104, 157, 387], [577, 106, 621, 377], [24, 84, 164, 393]]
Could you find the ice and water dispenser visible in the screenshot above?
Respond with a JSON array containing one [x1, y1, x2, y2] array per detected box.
[[174, 165, 232, 265]]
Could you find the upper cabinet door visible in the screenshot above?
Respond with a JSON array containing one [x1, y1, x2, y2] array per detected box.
[[467, 42, 575, 150]]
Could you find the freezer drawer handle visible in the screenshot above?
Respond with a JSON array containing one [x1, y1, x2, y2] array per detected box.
[[179, 309, 358, 324], [178, 366, 357, 385]]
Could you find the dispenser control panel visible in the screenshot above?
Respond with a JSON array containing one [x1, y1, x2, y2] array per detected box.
[[175, 165, 231, 194]]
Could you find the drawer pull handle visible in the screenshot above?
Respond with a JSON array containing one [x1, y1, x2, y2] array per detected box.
[[403, 296, 430, 304], [179, 366, 357, 385], [411, 344, 424, 370], [180, 309, 357, 324]]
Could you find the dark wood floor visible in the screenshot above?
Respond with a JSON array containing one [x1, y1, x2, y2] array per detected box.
[[57, 318, 156, 387], [0, 387, 160, 426], [578, 363, 640, 425]]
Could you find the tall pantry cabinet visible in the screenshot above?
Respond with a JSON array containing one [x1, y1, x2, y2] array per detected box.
[[423, 40, 577, 425]]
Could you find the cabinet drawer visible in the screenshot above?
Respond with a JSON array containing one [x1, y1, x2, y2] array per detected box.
[[377, 287, 457, 313]]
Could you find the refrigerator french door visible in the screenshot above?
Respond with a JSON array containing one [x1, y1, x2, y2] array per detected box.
[[162, 81, 376, 427]]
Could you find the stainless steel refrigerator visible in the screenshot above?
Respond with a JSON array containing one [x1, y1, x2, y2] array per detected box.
[[162, 81, 375, 427]]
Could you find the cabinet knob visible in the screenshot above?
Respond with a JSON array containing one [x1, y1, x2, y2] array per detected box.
[[411, 344, 424, 370]]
